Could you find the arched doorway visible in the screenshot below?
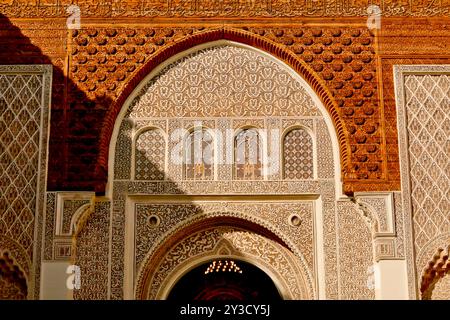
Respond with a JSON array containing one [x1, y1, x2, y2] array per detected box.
[[167, 259, 283, 301], [135, 223, 314, 300]]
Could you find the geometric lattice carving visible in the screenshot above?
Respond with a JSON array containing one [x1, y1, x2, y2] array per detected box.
[[395, 66, 450, 299], [0, 64, 51, 301], [184, 129, 214, 180], [0, 251, 27, 300], [403, 74, 450, 252], [234, 128, 263, 180], [135, 129, 166, 180], [283, 128, 313, 179], [0, 73, 43, 259]]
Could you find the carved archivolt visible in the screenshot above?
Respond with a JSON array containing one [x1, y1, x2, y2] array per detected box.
[[420, 245, 450, 300], [0, 250, 28, 300], [135, 225, 314, 300]]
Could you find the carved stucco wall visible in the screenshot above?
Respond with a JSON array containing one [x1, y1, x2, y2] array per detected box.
[[337, 200, 375, 300], [2, 5, 450, 194], [395, 65, 450, 299], [0, 65, 52, 299], [72, 44, 377, 300]]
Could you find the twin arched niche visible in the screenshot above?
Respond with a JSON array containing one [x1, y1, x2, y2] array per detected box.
[[132, 125, 315, 182]]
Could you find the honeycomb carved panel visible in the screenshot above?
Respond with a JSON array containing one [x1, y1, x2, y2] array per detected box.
[[245, 27, 381, 183], [137, 226, 313, 300], [85, 26, 386, 193]]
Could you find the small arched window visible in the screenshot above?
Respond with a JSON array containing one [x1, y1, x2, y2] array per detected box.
[[283, 128, 313, 179], [234, 128, 263, 180], [135, 129, 166, 180], [184, 129, 214, 180]]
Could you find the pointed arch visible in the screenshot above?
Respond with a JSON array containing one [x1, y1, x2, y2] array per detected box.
[[96, 28, 348, 193]]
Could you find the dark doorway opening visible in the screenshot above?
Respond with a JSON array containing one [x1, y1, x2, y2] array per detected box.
[[167, 259, 283, 301]]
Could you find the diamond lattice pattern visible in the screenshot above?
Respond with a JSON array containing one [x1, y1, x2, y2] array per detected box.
[[404, 74, 450, 252], [0, 74, 43, 259], [135, 129, 166, 180], [283, 128, 314, 179]]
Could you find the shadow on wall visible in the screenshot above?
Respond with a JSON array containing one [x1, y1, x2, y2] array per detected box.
[[0, 12, 110, 299], [0, 14, 298, 300], [0, 13, 113, 192]]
